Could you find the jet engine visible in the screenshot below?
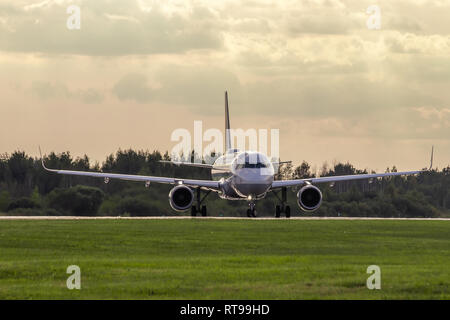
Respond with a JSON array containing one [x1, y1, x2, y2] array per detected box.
[[297, 184, 322, 212], [169, 185, 194, 212]]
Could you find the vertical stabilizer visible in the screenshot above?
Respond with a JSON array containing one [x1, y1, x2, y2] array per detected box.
[[429, 145, 434, 170], [225, 91, 232, 151]]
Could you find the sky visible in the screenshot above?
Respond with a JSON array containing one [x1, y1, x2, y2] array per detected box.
[[0, 0, 449, 173]]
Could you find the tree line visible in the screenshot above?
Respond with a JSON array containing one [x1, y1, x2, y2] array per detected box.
[[0, 149, 448, 217]]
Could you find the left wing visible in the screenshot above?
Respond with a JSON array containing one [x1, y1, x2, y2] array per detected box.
[[272, 169, 423, 189], [272, 147, 434, 189]]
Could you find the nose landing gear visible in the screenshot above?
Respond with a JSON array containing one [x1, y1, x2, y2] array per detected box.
[[246, 201, 257, 217]]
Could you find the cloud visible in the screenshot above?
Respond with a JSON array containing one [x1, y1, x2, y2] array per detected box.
[[284, 12, 356, 36], [77, 88, 104, 104], [386, 55, 450, 84], [112, 73, 154, 103], [384, 32, 450, 55], [384, 16, 422, 33], [1, 0, 450, 169], [0, 0, 223, 55], [31, 80, 69, 99], [414, 106, 450, 126], [237, 75, 434, 118], [30, 80, 104, 104], [112, 66, 241, 110]]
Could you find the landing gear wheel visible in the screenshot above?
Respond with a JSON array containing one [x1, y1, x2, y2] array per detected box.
[[285, 206, 291, 218], [201, 205, 207, 217], [191, 206, 197, 217], [247, 209, 252, 217], [251, 209, 257, 217], [275, 205, 281, 218]]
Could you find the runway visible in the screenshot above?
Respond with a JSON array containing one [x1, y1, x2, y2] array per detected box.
[[0, 216, 449, 221]]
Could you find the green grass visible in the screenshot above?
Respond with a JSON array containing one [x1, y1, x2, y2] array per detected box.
[[0, 219, 449, 299]]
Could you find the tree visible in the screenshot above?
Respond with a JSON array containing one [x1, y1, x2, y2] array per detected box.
[[293, 161, 313, 179], [47, 185, 105, 216], [0, 148, 448, 218], [0, 190, 11, 212]]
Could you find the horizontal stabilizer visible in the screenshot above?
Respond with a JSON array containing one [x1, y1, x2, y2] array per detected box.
[[159, 160, 213, 169]]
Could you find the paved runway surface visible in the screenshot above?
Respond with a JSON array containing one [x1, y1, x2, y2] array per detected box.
[[0, 216, 449, 220]]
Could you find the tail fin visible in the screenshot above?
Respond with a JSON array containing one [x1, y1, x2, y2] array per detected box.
[[225, 91, 231, 151], [429, 145, 434, 170]]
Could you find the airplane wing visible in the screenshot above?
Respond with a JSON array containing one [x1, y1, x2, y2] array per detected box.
[[271, 169, 424, 189], [40, 149, 220, 190], [272, 147, 434, 189]]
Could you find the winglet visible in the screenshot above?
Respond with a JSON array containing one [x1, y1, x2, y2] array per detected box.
[[38, 146, 44, 167], [39, 146, 56, 172], [429, 145, 434, 170]]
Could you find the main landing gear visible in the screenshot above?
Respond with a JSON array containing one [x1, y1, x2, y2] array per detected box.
[[273, 187, 291, 218], [191, 187, 211, 217]]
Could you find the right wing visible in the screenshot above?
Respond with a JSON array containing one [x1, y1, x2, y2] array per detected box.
[[40, 150, 220, 190]]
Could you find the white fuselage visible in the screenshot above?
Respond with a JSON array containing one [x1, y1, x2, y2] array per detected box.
[[211, 150, 274, 200]]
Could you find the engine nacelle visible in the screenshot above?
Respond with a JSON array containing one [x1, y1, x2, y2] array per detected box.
[[297, 184, 322, 212], [169, 185, 194, 212]]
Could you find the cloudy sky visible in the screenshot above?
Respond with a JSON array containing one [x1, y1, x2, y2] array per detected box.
[[0, 0, 449, 172]]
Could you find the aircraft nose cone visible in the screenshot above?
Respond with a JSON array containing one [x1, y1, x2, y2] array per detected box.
[[233, 169, 273, 197]]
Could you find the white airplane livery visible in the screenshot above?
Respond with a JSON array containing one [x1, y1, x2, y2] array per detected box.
[[41, 92, 433, 218]]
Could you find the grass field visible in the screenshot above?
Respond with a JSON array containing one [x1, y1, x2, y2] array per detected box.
[[0, 218, 449, 299]]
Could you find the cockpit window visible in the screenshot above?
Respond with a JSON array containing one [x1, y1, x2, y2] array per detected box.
[[235, 153, 270, 169]]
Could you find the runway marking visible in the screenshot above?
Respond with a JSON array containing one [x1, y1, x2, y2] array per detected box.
[[0, 216, 449, 221]]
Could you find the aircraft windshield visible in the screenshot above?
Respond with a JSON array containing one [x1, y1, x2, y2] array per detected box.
[[235, 153, 270, 169]]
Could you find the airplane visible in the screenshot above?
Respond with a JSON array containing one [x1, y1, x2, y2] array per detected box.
[[40, 91, 434, 218]]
